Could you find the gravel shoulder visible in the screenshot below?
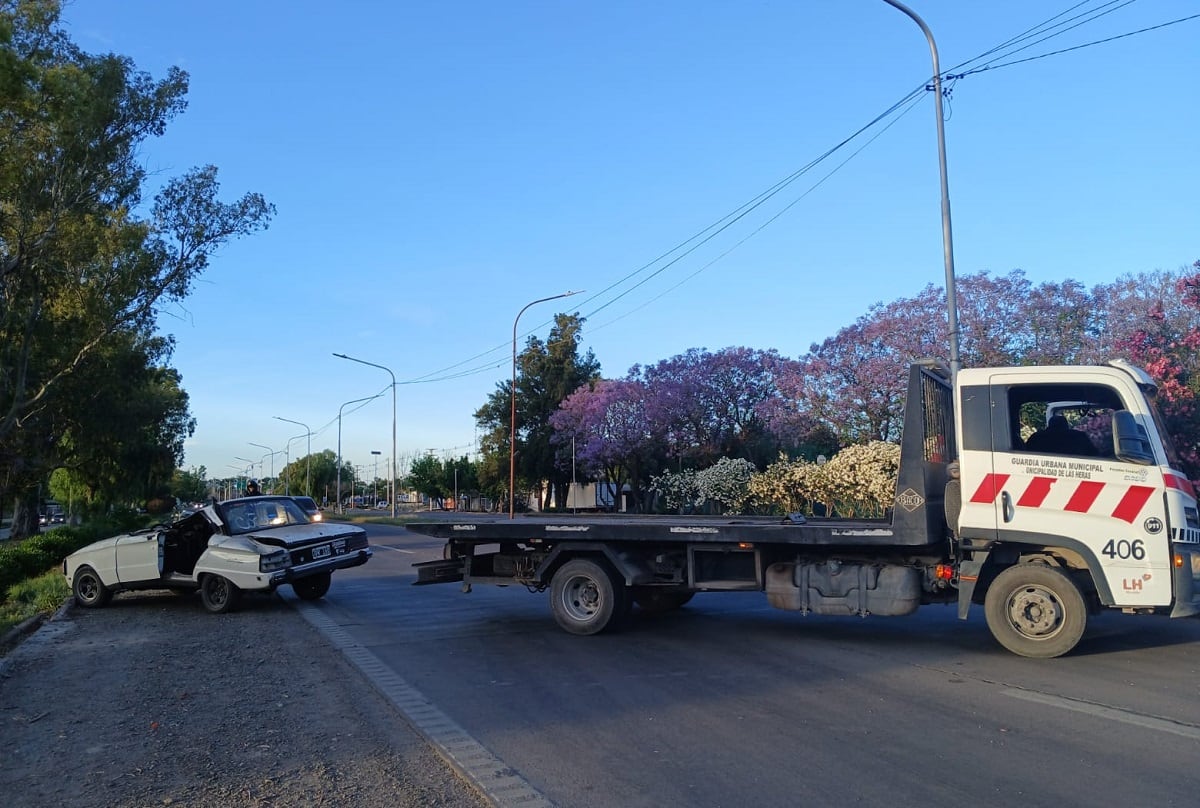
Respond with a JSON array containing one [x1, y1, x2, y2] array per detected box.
[[0, 590, 488, 808]]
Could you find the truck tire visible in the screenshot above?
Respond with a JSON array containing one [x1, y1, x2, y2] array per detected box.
[[633, 589, 694, 614], [984, 564, 1086, 658], [72, 566, 112, 609], [550, 558, 628, 635], [200, 574, 241, 614]]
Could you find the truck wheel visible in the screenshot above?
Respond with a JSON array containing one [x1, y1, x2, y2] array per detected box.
[[200, 574, 241, 614], [550, 558, 628, 635], [984, 564, 1086, 658], [72, 566, 112, 608], [292, 572, 331, 601], [633, 589, 694, 614]]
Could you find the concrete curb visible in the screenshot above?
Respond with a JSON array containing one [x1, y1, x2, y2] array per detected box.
[[0, 597, 72, 653]]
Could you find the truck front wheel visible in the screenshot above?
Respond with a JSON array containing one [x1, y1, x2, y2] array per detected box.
[[550, 558, 628, 635], [984, 564, 1087, 658]]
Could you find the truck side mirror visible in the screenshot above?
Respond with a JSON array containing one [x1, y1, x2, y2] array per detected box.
[[1112, 410, 1155, 466]]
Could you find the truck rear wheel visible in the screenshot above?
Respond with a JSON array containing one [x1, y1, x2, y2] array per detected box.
[[550, 558, 628, 635], [984, 564, 1086, 658]]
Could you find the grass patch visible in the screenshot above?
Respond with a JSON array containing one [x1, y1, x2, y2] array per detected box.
[[0, 569, 69, 636]]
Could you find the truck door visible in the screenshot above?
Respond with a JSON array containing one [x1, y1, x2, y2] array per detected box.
[[967, 372, 1172, 608]]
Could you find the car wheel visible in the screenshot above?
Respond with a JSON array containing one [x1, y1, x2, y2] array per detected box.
[[292, 572, 332, 601], [72, 566, 112, 608], [199, 574, 241, 614]]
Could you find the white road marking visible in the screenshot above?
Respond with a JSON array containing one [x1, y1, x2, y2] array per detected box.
[[373, 544, 415, 554], [1004, 689, 1200, 739]]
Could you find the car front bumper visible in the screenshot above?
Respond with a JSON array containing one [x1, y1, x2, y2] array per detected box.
[[270, 548, 372, 585]]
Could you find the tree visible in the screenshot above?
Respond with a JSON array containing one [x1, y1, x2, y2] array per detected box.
[[171, 466, 208, 504], [551, 378, 660, 510], [0, 1, 274, 535], [475, 313, 600, 510], [1118, 260, 1200, 477], [406, 454, 446, 505]]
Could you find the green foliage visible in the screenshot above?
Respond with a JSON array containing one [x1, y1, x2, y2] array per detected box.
[[406, 454, 447, 500], [0, 0, 273, 535], [475, 313, 600, 508], [4, 569, 69, 615], [171, 466, 208, 504]]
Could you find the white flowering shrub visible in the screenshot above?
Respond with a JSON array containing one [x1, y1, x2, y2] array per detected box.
[[651, 468, 699, 512], [695, 457, 755, 513], [748, 441, 900, 518]]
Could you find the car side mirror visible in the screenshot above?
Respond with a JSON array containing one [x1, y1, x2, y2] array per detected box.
[[1112, 410, 1155, 466]]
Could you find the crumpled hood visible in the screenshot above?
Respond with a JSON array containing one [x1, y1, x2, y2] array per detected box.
[[236, 522, 367, 549]]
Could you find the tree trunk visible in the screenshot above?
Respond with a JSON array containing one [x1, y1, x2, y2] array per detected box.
[[10, 491, 42, 540]]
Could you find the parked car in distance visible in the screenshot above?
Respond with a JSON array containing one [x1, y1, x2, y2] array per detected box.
[[375, 501, 389, 510], [291, 496, 323, 522], [63, 496, 371, 613]]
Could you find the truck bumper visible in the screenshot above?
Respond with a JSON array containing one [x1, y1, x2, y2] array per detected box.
[[1170, 545, 1200, 618]]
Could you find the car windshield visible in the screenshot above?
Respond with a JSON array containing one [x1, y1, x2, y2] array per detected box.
[[218, 497, 311, 535], [294, 497, 318, 511]]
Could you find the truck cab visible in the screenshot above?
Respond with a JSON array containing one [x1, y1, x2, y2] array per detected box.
[[952, 361, 1200, 655]]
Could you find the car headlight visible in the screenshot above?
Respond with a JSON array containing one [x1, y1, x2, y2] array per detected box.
[[260, 549, 292, 572], [312, 512, 323, 522]]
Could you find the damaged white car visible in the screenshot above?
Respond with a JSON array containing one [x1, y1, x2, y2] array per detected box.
[[63, 496, 372, 613]]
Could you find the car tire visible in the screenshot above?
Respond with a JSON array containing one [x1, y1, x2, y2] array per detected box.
[[72, 566, 112, 608], [199, 574, 241, 614], [292, 572, 332, 601]]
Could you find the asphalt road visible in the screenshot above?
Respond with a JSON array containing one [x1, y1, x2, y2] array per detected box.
[[315, 521, 1200, 808]]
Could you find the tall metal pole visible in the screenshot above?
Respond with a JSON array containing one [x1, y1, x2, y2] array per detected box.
[[334, 353, 398, 518], [274, 416, 312, 495], [882, 0, 960, 380], [509, 290, 582, 519], [336, 394, 382, 514], [248, 442, 279, 487]]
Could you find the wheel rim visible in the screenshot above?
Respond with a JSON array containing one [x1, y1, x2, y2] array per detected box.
[[1005, 584, 1065, 640], [560, 575, 603, 621], [78, 574, 99, 602], [207, 578, 229, 607]]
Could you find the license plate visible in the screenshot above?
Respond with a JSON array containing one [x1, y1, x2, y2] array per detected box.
[[312, 545, 331, 559]]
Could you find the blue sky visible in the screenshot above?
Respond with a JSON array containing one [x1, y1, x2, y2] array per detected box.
[[61, 1, 1199, 486]]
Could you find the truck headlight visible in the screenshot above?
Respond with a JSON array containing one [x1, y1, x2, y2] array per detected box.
[[260, 550, 292, 572]]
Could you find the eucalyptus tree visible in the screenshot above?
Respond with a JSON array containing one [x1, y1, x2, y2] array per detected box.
[[0, 1, 274, 534]]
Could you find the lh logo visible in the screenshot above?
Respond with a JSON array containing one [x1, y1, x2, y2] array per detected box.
[[1122, 574, 1153, 592]]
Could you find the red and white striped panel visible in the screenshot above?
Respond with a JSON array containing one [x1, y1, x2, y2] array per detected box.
[[969, 473, 1156, 525]]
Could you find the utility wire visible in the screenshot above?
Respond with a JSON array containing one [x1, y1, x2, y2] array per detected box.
[[387, 2, 1197, 389]]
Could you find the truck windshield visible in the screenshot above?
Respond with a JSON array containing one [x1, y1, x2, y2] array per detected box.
[[1145, 389, 1184, 471]]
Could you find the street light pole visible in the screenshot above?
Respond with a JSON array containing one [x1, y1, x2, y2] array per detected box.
[[881, 0, 960, 381], [510, 290, 582, 519], [249, 442, 283, 491], [273, 416, 311, 495], [337, 394, 382, 514], [333, 353, 398, 518], [371, 450, 381, 506]]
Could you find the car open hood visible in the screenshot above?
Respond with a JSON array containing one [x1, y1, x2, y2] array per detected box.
[[240, 522, 367, 549]]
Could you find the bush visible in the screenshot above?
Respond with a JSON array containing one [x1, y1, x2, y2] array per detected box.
[[0, 519, 148, 604]]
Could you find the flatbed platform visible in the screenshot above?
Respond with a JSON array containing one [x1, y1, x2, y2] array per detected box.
[[405, 512, 940, 548]]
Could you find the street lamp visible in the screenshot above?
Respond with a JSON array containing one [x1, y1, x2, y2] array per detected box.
[[233, 456, 260, 483], [248, 442, 282, 489], [881, 0, 960, 380], [273, 416, 311, 495], [333, 352, 398, 518], [510, 290, 582, 518], [371, 450, 381, 506], [337, 394, 382, 514]]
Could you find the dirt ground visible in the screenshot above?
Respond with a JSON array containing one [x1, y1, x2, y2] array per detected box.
[[0, 590, 489, 807]]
